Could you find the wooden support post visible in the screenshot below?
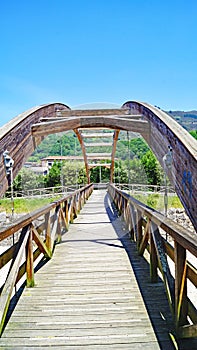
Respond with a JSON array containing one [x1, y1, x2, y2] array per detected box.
[[138, 218, 150, 256], [119, 196, 122, 216], [26, 228, 35, 287], [64, 200, 69, 230], [174, 241, 188, 328], [150, 230, 158, 283], [136, 209, 143, 249], [69, 198, 75, 224], [56, 206, 62, 243], [130, 205, 137, 241], [45, 212, 51, 252]]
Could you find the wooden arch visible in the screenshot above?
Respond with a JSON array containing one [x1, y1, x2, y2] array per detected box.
[[0, 101, 196, 231]]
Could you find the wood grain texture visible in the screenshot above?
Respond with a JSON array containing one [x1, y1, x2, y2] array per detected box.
[[0, 190, 179, 349], [0, 191, 162, 350]]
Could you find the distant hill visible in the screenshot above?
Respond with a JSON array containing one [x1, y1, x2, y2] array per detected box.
[[166, 110, 197, 131]]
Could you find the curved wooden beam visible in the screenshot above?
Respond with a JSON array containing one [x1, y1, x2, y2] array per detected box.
[[1, 101, 196, 231], [122, 101, 197, 231], [0, 103, 70, 196]]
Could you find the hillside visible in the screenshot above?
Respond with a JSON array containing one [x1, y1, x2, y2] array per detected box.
[[167, 110, 197, 130]]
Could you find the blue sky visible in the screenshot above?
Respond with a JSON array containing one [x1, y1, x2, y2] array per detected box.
[[0, 0, 197, 126]]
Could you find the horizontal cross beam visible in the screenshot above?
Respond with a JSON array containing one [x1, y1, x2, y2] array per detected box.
[[31, 116, 149, 138], [56, 108, 131, 116]]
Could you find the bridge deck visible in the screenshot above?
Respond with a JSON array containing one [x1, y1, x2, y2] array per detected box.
[[0, 190, 187, 349]]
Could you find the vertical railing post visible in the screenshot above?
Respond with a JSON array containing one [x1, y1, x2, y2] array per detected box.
[[174, 241, 188, 329], [45, 212, 51, 252], [70, 197, 75, 223], [136, 209, 143, 250], [26, 226, 35, 288], [150, 227, 158, 283], [56, 205, 62, 243], [130, 204, 137, 241], [63, 199, 69, 231]]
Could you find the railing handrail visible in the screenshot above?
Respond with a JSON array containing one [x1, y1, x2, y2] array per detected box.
[[116, 182, 175, 191], [111, 185, 197, 257], [108, 183, 197, 339], [3, 184, 84, 198], [3, 182, 176, 199], [0, 184, 93, 240], [0, 183, 94, 335]]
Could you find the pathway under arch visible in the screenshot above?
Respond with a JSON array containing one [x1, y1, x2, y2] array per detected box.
[[0, 101, 196, 231]]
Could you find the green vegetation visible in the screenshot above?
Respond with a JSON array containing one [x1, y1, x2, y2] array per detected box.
[[5, 129, 196, 210], [190, 130, 197, 140], [21, 133, 165, 188], [28, 132, 82, 162], [2, 126, 195, 215], [0, 196, 61, 214], [133, 193, 183, 211], [0, 193, 183, 215]]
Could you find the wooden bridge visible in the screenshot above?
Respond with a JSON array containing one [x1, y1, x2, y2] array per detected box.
[[0, 101, 197, 348], [0, 185, 196, 349]]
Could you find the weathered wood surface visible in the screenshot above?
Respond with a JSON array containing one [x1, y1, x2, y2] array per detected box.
[[0, 190, 180, 349], [0, 103, 69, 196], [122, 101, 197, 232], [108, 184, 197, 337]]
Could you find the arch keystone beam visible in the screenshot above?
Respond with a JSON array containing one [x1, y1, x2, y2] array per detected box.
[[31, 116, 149, 138]]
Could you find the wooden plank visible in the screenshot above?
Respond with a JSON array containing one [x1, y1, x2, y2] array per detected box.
[[138, 219, 150, 256], [0, 226, 30, 334], [26, 227, 35, 287], [0, 190, 181, 349], [31, 117, 149, 137], [58, 108, 131, 116], [174, 242, 188, 327], [32, 225, 52, 258], [179, 324, 197, 338]]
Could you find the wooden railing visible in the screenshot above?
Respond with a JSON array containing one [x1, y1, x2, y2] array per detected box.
[[4, 184, 83, 198], [0, 183, 93, 335], [108, 184, 197, 338]]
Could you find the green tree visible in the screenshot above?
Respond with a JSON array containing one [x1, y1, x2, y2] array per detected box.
[[129, 158, 148, 184], [62, 161, 87, 185], [190, 130, 197, 140], [89, 165, 110, 183], [116, 137, 149, 160], [13, 168, 44, 192], [44, 161, 61, 187], [141, 151, 162, 186]]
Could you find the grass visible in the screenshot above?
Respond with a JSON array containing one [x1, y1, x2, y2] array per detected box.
[[0, 193, 183, 215], [0, 196, 61, 214], [132, 193, 183, 211]]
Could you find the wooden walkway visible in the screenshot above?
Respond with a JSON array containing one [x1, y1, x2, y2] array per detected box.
[[0, 190, 188, 349]]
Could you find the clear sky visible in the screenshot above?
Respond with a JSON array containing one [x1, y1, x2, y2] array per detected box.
[[0, 0, 197, 126]]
